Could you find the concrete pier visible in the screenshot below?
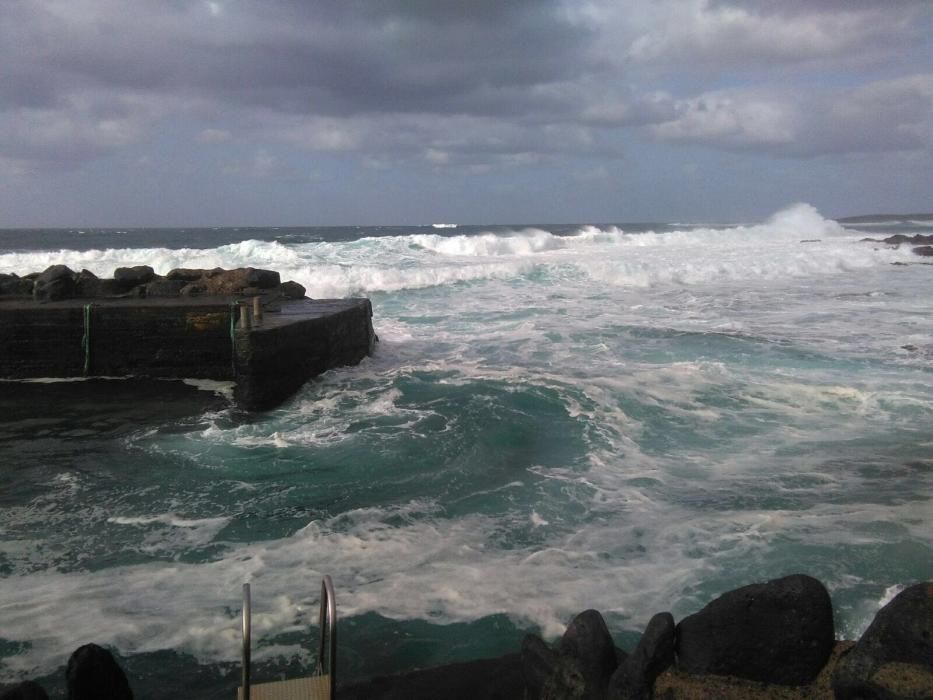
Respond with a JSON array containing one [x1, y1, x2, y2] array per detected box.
[[0, 297, 375, 410]]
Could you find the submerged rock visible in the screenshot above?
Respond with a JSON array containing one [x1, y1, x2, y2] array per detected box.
[[675, 574, 834, 685], [832, 582, 933, 700]]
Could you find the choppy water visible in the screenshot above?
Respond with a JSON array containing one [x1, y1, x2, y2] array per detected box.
[[1, 203, 932, 698]]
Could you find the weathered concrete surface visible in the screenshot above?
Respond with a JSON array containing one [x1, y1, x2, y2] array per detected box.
[[234, 298, 376, 411], [0, 298, 237, 381], [0, 297, 375, 410]]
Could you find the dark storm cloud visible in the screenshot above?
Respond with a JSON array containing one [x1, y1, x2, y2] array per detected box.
[[0, 0, 930, 182], [1, 0, 593, 117]]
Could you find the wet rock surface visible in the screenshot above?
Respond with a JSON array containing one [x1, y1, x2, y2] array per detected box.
[[832, 582, 933, 700], [675, 574, 835, 685], [0, 265, 305, 303]]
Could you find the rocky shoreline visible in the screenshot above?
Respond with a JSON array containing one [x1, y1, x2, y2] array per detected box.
[[861, 232, 933, 258], [345, 575, 932, 700], [0, 264, 307, 303]]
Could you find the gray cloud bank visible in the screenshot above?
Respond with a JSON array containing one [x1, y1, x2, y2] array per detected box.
[[0, 0, 930, 221]]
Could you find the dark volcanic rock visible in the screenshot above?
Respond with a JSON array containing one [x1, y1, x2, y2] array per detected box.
[[33, 265, 76, 302], [882, 233, 933, 246], [245, 268, 281, 289], [550, 609, 620, 699], [166, 267, 222, 281], [608, 612, 675, 700], [66, 643, 133, 700], [113, 265, 156, 291], [0, 680, 49, 699], [281, 280, 307, 299], [675, 574, 834, 685], [523, 634, 560, 700], [913, 245, 933, 257], [73, 269, 121, 298], [832, 582, 933, 700], [0, 273, 33, 297], [145, 278, 187, 297], [179, 282, 208, 297]]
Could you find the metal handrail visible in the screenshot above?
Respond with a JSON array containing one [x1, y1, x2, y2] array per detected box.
[[242, 583, 252, 700], [240, 577, 335, 700], [317, 575, 337, 700]]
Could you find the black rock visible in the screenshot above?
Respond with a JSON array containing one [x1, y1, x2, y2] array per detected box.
[[281, 280, 307, 299], [246, 268, 281, 289], [832, 582, 933, 700], [675, 574, 834, 685], [113, 265, 156, 291], [145, 279, 187, 298], [522, 634, 560, 700], [0, 681, 49, 700], [882, 233, 933, 246], [33, 264, 76, 302], [912, 246, 933, 257], [550, 609, 620, 699], [608, 612, 675, 700], [66, 643, 133, 700], [0, 273, 33, 297], [166, 267, 215, 281]]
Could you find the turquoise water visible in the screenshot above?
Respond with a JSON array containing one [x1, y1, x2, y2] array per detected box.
[[1, 204, 932, 698]]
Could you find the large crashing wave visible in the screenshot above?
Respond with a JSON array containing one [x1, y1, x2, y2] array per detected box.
[[0, 204, 909, 297]]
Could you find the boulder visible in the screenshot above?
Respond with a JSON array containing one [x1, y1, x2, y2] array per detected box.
[[144, 278, 187, 298], [281, 280, 307, 299], [186, 268, 281, 296], [548, 609, 620, 699], [521, 611, 623, 700], [65, 643, 133, 700], [882, 234, 933, 246], [522, 634, 560, 700], [33, 265, 76, 302], [675, 574, 834, 685], [832, 582, 933, 699], [113, 265, 156, 292], [0, 273, 33, 297], [73, 269, 121, 298], [0, 680, 49, 699], [179, 282, 208, 297], [166, 267, 222, 281], [912, 246, 933, 257], [608, 612, 675, 700], [245, 268, 281, 289]]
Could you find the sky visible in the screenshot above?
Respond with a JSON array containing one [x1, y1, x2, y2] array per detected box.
[[0, 0, 930, 226]]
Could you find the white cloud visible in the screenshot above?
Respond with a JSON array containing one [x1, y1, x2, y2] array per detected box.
[[650, 74, 933, 158], [651, 92, 798, 147], [623, 0, 924, 68]]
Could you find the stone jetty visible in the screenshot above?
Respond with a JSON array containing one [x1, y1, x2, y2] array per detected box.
[[0, 264, 376, 410]]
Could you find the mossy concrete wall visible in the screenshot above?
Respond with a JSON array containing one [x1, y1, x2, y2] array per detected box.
[[0, 297, 375, 410]]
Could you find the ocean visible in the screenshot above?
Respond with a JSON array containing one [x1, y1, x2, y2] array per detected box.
[[1, 203, 931, 698]]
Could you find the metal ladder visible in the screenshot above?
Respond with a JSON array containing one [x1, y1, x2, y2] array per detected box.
[[238, 576, 337, 700]]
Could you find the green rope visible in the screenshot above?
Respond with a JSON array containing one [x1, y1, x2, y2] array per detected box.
[[81, 303, 93, 376]]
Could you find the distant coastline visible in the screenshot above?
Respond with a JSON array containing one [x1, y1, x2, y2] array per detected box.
[[836, 213, 933, 224]]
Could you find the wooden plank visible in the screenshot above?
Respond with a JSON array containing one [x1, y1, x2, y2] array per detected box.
[[237, 675, 331, 700]]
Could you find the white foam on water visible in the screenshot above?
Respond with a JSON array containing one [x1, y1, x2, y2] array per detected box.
[[3, 202, 932, 683]]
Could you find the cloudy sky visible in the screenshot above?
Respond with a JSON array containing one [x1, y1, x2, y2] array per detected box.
[[1, 0, 930, 226]]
